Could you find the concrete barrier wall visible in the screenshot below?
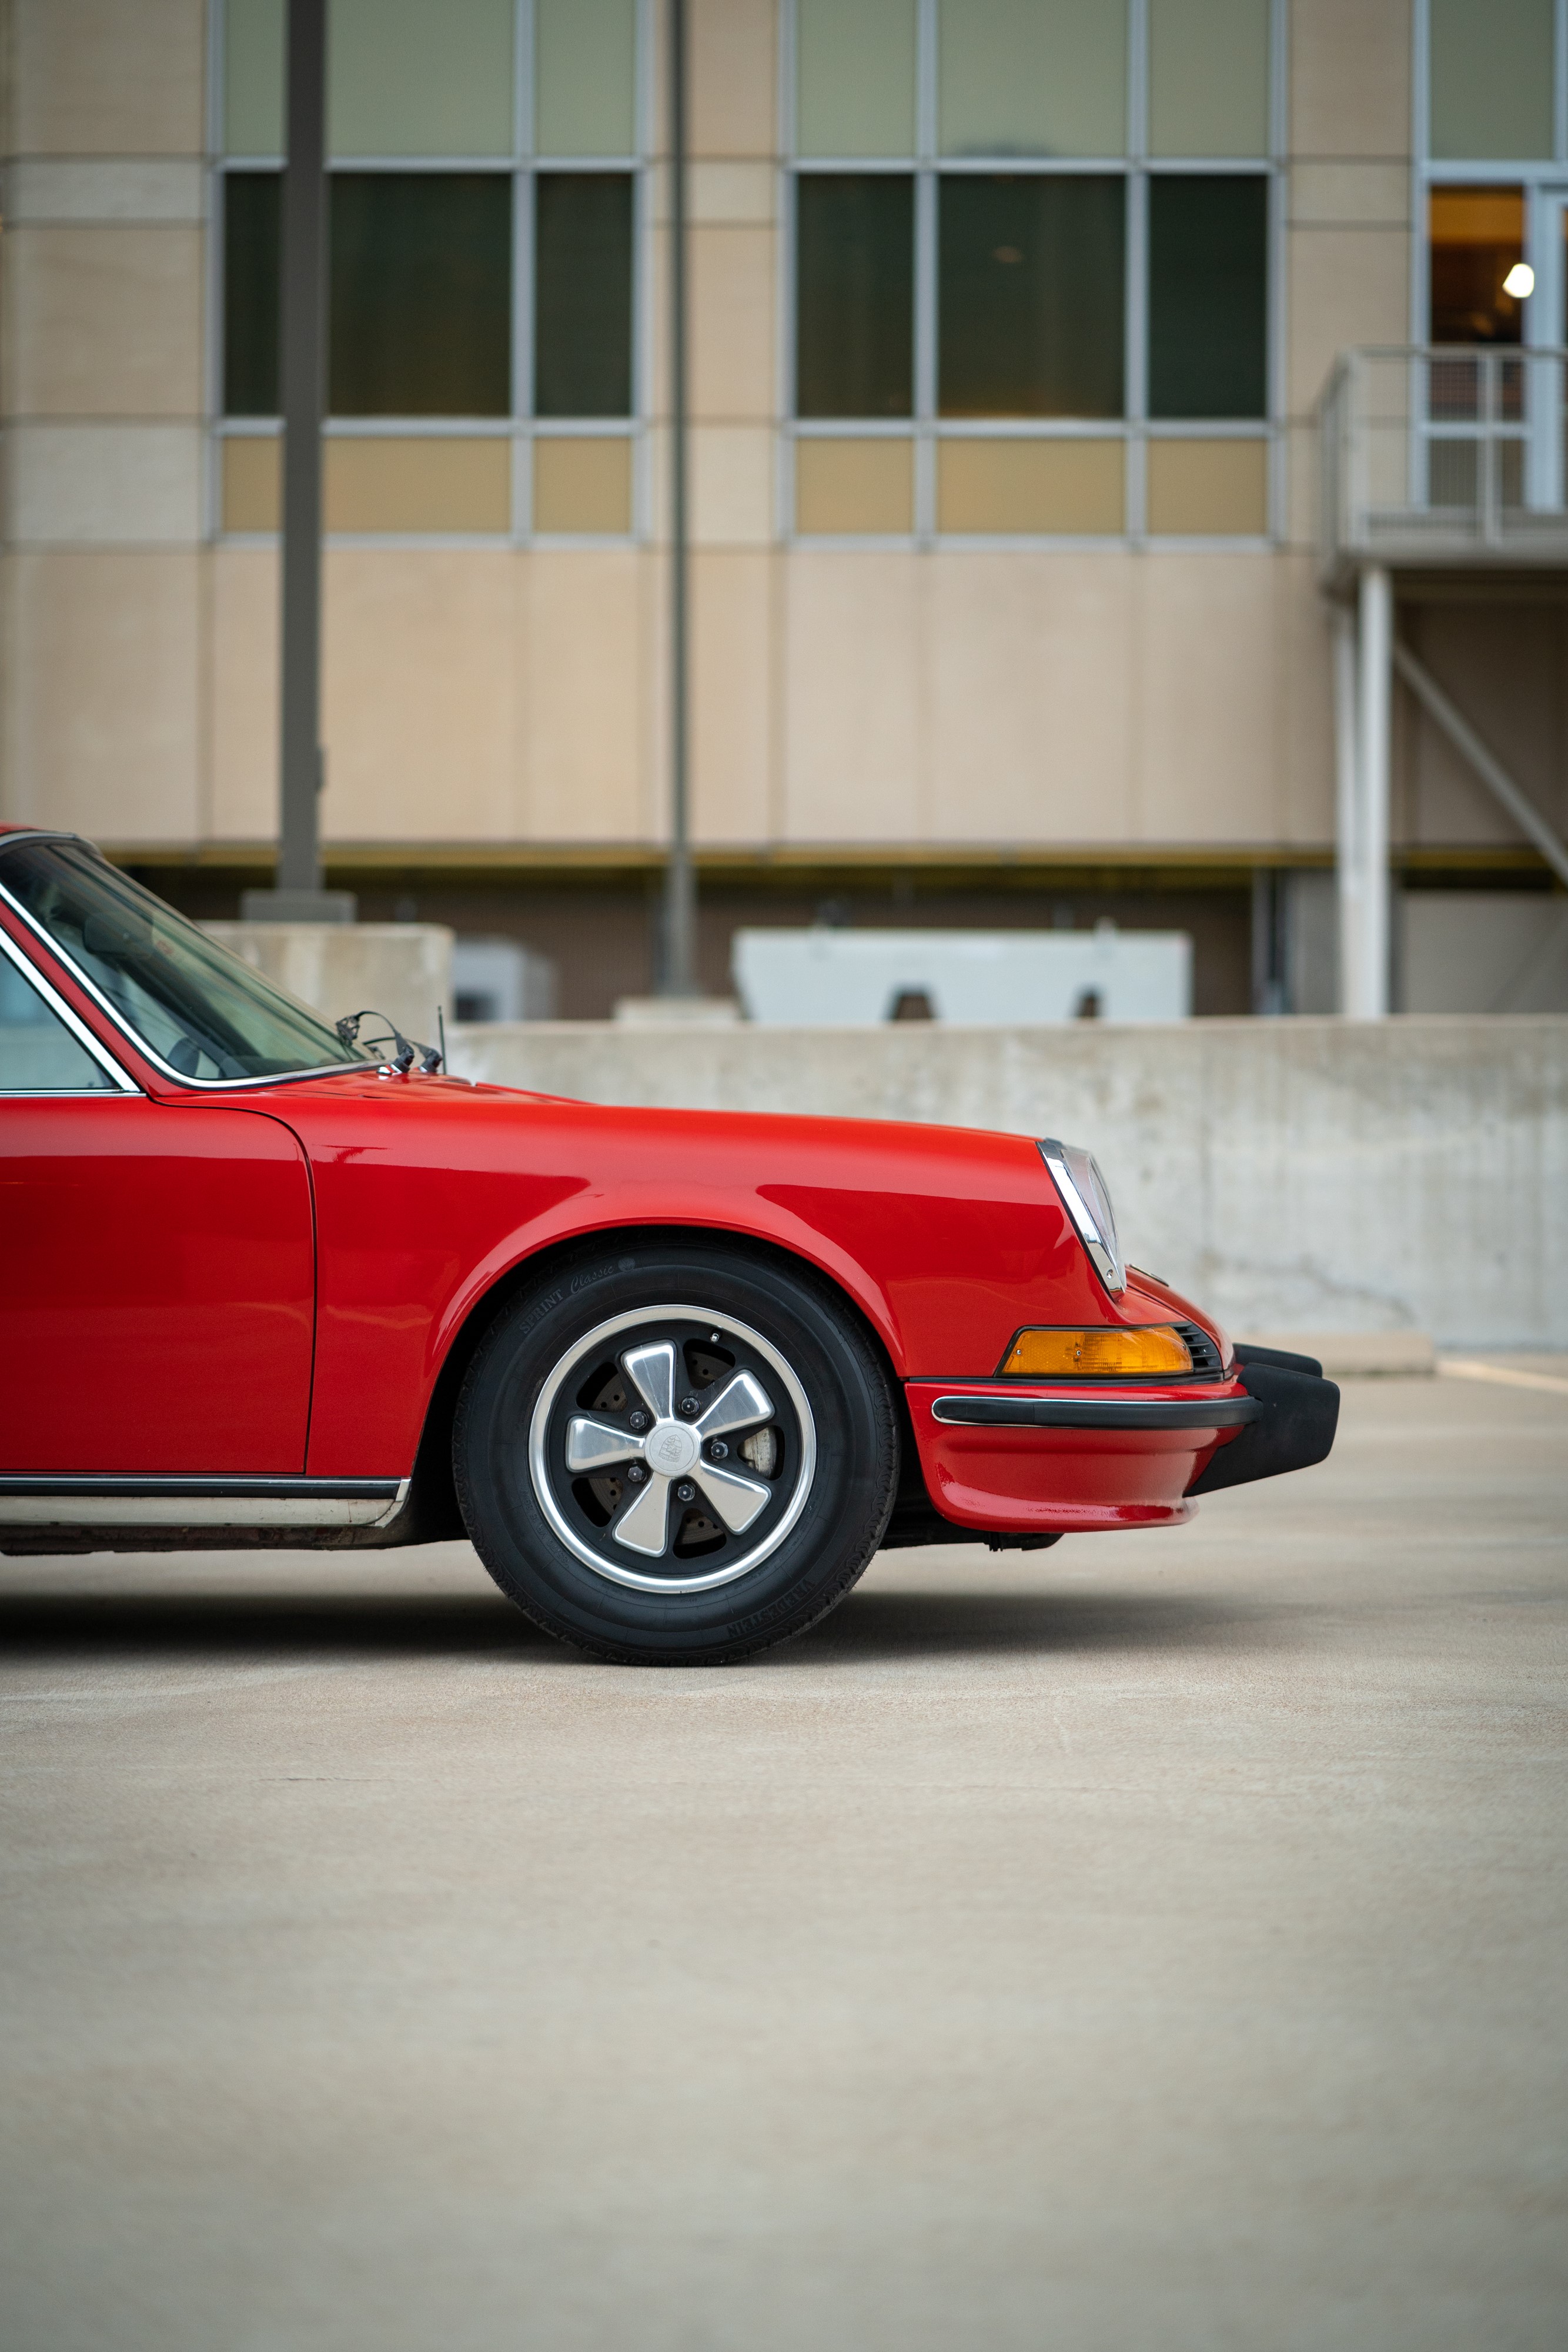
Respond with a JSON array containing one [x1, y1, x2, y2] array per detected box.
[[447, 1017, 1568, 1350]]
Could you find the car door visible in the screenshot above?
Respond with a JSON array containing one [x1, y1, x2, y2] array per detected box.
[[0, 932, 315, 1475]]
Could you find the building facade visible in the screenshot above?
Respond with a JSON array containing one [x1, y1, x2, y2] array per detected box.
[[2, 0, 1565, 1014]]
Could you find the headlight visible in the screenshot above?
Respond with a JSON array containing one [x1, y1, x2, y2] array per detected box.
[[1038, 1137, 1125, 1295]]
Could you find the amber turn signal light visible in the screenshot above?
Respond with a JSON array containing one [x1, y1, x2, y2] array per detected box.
[[1001, 1325, 1193, 1378]]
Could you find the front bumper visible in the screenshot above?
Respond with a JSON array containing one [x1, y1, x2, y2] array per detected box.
[[904, 1352, 1339, 1536]]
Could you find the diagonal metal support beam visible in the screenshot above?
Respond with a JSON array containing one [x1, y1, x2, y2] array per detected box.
[[1392, 642, 1568, 890]]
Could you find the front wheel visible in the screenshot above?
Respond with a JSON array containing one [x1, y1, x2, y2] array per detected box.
[[453, 1242, 899, 1664]]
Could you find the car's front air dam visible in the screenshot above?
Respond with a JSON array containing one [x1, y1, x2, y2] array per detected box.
[[904, 1379, 1263, 1535], [1183, 1359, 1340, 1496]]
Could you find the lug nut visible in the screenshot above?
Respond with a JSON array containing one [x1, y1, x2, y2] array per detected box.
[[626, 1464, 647, 1485], [674, 1481, 696, 1504], [678, 1395, 699, 1416], [708, 1439, 729, 1461], [628, 1409, 648, 1431]]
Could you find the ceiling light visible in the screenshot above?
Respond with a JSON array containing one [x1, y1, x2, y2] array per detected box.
[[1503, 262, 1534, 298]]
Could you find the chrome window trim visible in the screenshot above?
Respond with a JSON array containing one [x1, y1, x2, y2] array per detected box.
[[0, 920, 140, 1095], [0, 873, 369, 1094]]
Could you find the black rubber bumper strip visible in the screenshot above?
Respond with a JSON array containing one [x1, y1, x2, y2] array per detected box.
[[1233, 1340, 1325, 1379], [931, 1395, 1265, 1432], [1185, 1361, 1340, 1495]]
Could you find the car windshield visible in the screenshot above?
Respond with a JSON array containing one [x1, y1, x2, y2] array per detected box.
[[0, 838, 372, 1081]]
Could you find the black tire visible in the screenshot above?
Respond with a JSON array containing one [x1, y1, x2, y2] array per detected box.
[[453, 1240, 900, 1665]]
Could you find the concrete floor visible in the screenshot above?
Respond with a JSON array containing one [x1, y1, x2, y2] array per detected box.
[[2, 1370, 1564, 2352]]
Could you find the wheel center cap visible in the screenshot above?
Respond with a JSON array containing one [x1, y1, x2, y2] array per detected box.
[[645, 1422, 699, 1478]]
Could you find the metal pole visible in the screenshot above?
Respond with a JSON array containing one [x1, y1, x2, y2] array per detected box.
[[1353, 564, 1392, 1017], [1332, 602, 1359, 1014], [278, 0, 327, 897], [660, 0, 697, 997]]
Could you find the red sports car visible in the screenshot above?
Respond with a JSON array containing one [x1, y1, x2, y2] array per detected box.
[[0, 826, 1337, 1664]]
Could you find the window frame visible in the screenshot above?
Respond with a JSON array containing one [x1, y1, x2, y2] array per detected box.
[[1409, 1, 1568, 512], [778, 0, 1286, 549], [206, 0, 653, 549], [0, 920, 140, 1098]]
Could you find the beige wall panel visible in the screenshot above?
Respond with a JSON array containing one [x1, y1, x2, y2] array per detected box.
[[1273, 554, 1335, 847], [1287, 228, 1410, 418], [6, 160, 206, 223], [3, 228, 203, 419], [926, 557, 1137, 844], [1289, 0, 1412, 159], [1136, 556, 1281, 841], [783, 553, 924, 842], [795, 439, 914, 536], [222, 436, 280, 533], [688, 163, 775, 225], [692, 552, 771, 844], [938, 440, 1125, 536], [12, 0, 206, 157], [690, 228, 775, 422], [1282, 420, 1319, 553], [324, 439, 510, 534], [1289, 162, 1410, 228], [689, 0, 777, 158], [690, 426, 774, 545], [533, 438, 633, 535], [5, 552, 199, 839], [209, 546, 280, 842], [1146, 439, 1269, 536], [520, 553, 647, 843], [5, 423, 203, 544], [321, 552, 516, 842]]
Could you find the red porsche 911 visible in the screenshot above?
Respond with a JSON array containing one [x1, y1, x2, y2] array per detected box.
[[0, 827, 1337, 1664]]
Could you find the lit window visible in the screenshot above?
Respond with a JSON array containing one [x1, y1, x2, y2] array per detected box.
[[1428, 188, 1527, 346]]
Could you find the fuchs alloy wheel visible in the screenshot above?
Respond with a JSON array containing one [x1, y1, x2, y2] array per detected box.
[[454, 1243, 899, 1664]]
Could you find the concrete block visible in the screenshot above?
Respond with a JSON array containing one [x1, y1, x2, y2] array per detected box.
[[1248, 1330, 1436, 1376], [203, 923, 454, 1053]]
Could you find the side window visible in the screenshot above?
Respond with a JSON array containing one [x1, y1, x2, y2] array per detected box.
[[0, 950, 117, 1093]]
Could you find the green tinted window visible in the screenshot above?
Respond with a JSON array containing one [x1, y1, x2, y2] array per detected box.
[[1429, 0, 1554, 162], [939, 174, 1124, 417], [938, 0, 1125, 159], [796, 176, 915, 418], [1148, 175, 1268, 419], [797, 0, 918, 157], [330, 173, 512, 416], [534, 173, 634, 417], [223, 171, 280, 416], [536, 0, 638, 155], [328, 0, 514, 157], [225, 0, 285, 155], [1148, 0, 1269, 156]]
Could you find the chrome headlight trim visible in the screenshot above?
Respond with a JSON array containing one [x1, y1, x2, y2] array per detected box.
[[1038, 1137, 1126, 1296]]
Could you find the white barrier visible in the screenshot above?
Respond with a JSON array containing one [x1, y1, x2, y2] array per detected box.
[[447, 1016, 1568, 1351]]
